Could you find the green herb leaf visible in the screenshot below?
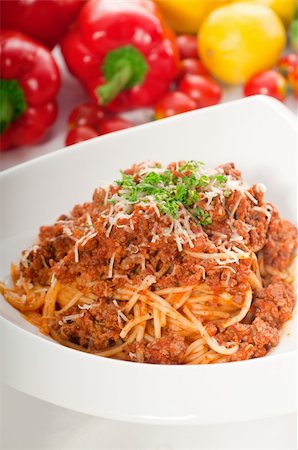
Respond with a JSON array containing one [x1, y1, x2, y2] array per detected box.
[[178, 160, 204, 173], [114, 161, 219, 225], [116, 172, 136, 187], [211, 174, 227, 185], [195, 208, 212, 226]]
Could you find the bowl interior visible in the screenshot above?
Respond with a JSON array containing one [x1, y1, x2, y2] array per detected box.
[[0, 96, 297, 355], [1, 96, 297, 424]]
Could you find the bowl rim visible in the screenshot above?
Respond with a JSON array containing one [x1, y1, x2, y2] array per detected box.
[[0, 95, 296, 178], [0, 95, 296, 423]]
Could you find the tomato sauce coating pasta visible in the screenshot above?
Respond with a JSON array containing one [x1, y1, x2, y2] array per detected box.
[[1, 161, 296, 364]]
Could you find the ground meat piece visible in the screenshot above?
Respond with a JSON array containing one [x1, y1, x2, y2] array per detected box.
[[252, 281, 295, 326], [20, 234, 75, 285], [250, 184, 265, 205], [71, 202, 93, 218], [228, 192, 250, 221], [248, 221, 268, 252], [232, 220, 250, 244], [263, 217, 297, 271], [20, 248, 50, 285], [128, 335, 187, 364], [218, 162, 242, 180], [243, 207, 269, 252], [252, 317, 279, 348], [52, 300, 121, 352], [205, 322, 218, 336], [247, 298, 279, 328], [39, 223, 64, 242], [92, 187, 106, 205], [225, 187, 270, 252], [45, 236, 74, 261], [144, 335, 187, 364], [216, 318, 279, 362]]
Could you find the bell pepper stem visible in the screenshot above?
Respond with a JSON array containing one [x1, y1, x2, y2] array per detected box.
[[0, 79, 27, 134], [97, 62, 133, 105], [0, 92, 14, 134], [96, 45, 148, 106]]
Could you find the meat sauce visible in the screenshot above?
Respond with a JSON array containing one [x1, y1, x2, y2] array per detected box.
[[16, 162, 297, 364]]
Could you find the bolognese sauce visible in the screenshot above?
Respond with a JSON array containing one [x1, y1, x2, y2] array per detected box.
[[1, 161, 296, 364]]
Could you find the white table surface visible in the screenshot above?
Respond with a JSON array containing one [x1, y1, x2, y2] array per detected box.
[[0, 49, 297, 450]]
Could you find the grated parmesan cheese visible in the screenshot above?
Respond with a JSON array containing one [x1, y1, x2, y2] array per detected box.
[[107, 252, 116, 279], [78, 304, 96, 310], [62, 312, 84, 323]]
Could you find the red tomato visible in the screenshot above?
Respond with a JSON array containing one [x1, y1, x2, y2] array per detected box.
[[244, 70, 287, 101], [68, 102, 106, 130], [176, 35, 198, 59], [277, 54, 298, 98], [65, 126, 98, 146], [179, 58, 210, 81], [178, 74, 221, 108], [277, 54, 298, 78], [99, 117, 134, 135], [289, 71, 298, 98], [154, 91, 197, 119]]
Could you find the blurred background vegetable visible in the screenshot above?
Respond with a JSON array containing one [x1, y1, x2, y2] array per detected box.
[[61, 0, 179, 112], [155, 0, 228, 34], [290, 4, 298, 51], [65, 103, 135, 146], [278, 54, 298, 97], [0, 31, 60, 151], [66, 125, 98, 146], [0, 0, 84, 49], [99, 117, 134, 135], [199, 2, 286, 84], [179, 58, 210, 80], [230, 0, 296, 26], [244, 70, 287, 101], [176, 34, 198, 59], [179, 74, 222, 108], [0, 0, 296, 154], [154, 91, 197, 119], [68, 102, 106, 130]]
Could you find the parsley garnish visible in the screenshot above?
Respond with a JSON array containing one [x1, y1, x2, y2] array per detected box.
[[210, 174, 228, 184], [178, 160, 204, 173], [194, 208, 212, 226], [114, 162, 230, 226]]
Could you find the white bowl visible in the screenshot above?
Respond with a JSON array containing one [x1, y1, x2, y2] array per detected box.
[[0, 96, 296, 424]]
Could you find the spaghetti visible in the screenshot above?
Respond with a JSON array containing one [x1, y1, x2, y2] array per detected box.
[[1, 160, 297, 364]]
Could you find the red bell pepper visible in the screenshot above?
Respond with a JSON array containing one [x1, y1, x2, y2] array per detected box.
[[0, 31, 60, 151], [61, 0, 179, 112], [0, 0, 84, 50]]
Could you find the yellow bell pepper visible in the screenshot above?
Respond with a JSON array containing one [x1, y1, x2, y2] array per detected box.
[[155, 0, 228, 34]]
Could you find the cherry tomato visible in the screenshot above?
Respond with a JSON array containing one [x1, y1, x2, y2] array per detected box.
[[278, 54, 298, 77], [277, 54, 298, 97], [68, 102, 106, 130], [178, 74, 221, 108], [65, 126, 98, 146], [178, 58, 210, 81], [244, 70, 287, 101], [289, 71, 298, 98], [99, 117, 134, 135], [176, 35, 198, 59], [154, 91, 197, 119]]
